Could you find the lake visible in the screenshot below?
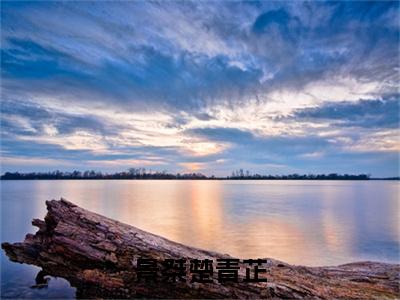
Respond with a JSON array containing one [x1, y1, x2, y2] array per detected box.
[[1, 180, 399, 298]]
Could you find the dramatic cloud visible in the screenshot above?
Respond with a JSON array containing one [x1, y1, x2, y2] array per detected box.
[[291, 97, 399, 129], [1, 1, 399, 176]]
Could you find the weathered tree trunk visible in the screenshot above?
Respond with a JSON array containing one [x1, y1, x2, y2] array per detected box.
[[2, 199, 399, 299]]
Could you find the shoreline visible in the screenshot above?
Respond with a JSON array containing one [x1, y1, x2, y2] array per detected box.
[[1, 178, 399, 180]]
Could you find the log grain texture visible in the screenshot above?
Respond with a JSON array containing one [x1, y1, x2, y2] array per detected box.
[[2, 199, 399, 299]]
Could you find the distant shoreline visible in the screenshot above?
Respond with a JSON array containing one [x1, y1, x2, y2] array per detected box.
[[1, 170, 398, 181], [1, 178, 399, 181]]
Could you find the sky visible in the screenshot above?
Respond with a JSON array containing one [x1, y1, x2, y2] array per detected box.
[[1, 1, 399, 177]]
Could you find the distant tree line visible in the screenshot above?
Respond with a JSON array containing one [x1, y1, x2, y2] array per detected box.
[[0, 168, 378, 180], [229, 169, 371, 180], [0, 168, 207, 180]]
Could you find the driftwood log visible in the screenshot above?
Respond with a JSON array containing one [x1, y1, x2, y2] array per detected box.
[[2, 199, 399, 299]]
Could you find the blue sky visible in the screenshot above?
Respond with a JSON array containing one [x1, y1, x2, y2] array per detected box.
[[1, 1, 399, 176]]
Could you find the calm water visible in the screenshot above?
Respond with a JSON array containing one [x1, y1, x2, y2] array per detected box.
[[1, 180, 399, 298]]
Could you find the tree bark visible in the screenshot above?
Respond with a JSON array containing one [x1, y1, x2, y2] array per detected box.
[[2, 198, 399, 299]]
